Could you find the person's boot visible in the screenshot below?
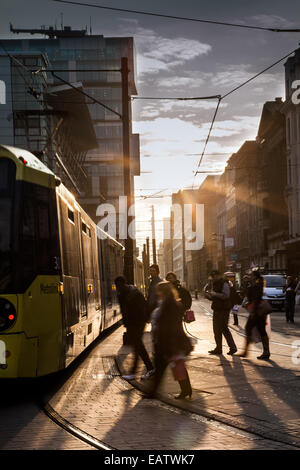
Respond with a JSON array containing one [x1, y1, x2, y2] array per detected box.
[[175, 376, 192, 399], [257, 335, 270, 360]]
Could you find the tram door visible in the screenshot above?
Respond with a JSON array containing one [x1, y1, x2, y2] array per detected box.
[[76, 211, 88, 318]]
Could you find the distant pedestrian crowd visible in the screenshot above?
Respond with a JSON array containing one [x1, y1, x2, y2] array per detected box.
[[115, 265, 193, 399], [115, 265, 297, 400]]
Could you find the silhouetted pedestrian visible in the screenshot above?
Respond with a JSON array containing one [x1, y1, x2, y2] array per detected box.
[[145, 281, 193, 399], [240, 270, 271, 360], [207, 270, 237, 355], [284, 276, 296, 324], [224, 272, 241, 326], [146, 264, 163, 322], [115, 276, 154, 380], [165, 271, 192, 316]]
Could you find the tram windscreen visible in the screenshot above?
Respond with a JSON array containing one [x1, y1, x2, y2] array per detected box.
[[0, 159, 16, 293]]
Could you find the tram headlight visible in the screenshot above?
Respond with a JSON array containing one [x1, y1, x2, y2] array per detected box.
[[0, 299, 16, 332]]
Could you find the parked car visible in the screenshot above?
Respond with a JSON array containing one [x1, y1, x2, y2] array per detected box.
[[262, 274, 286, 311]]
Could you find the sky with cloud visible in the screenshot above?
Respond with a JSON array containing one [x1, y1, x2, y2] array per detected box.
[[1, 0, 300, 254]]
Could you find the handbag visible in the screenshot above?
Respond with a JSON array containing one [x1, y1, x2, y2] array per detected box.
[[185, 310, 195, 323]]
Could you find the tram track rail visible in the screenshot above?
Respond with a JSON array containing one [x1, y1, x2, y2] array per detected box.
[[35, 322, 123, 451], [32, 313, 300, 451], [39, 399, 116, 450]]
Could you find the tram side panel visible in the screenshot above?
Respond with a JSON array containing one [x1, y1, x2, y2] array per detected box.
[[79, 217, 102, 342], [98, 237, 123, 330], [18, 181, 63, 376], [57, 190, 103, 368]]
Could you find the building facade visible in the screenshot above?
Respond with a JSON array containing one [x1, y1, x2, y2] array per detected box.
[[1, 27, 140, 235], [282, 48, 300, 275]]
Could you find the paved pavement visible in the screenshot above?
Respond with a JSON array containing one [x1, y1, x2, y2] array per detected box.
[[0, 298, 299, 450]]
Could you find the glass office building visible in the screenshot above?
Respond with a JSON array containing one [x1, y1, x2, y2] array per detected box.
[[1, 28, 140, 229]]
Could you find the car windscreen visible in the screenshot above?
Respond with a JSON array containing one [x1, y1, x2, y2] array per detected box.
[[264, 276, 285, 288]]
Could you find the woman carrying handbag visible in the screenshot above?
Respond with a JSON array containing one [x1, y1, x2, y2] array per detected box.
[[145, 281, 193, 399]]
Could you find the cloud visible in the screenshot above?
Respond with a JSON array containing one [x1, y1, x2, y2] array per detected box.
[[211, 64, 281, 88], [205, 115, 260, 138], [119, 21, 212, 75], [155, 76, 206, 88], [250, 14, 296, 28], [133, 115, 259, 162]]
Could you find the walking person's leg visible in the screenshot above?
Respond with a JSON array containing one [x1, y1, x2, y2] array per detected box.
[[286, 302, 290, 323], [209, 311, 223, 354], [127, 333, 139, 377], [290, 300, 295, 323], [256, 315, 270, 360], [222, 310, 237, 354], [176, 368, 192, 399], [239, 315, 254, 357], [144, 351, 168, 397], [136, 336, 154, 372]]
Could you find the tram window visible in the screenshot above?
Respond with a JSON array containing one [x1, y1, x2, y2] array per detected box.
[[0, 159, 16, 293], [68, 209, 74, 223], [19, 185, 38, 289], [0, 160, 14, 190], [37, 205, 50, 240], [82, 222, 87, 234]]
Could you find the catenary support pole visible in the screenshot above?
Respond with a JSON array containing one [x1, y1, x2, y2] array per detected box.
[[121, 57, 134, 285]]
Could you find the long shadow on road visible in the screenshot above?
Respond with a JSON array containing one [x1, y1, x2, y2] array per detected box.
[[219, 354, 299, 447]]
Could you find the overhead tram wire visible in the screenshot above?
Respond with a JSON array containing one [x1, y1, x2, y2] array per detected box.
[[193, 47, 297, 178], [1, 43, 297, 192], [50, 71, 122, 118], [132, 95, 221, 101], [192, 97, 221, 189], [52, 0, 300, 33], [130, 47, 297, 183], [0, 44, 123, 119]]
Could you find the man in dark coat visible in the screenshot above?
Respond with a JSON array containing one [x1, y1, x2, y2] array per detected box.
[[284, 276, 296, 323], [207, 270, 237, 355], [115, 276, 154, 380], [240, 270, 270, 360], [224, 272, 241, 326]]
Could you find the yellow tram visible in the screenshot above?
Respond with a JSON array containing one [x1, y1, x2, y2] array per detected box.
[[0, 145, 140, 378]]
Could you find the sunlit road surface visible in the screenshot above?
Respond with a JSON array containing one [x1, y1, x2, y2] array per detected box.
[[0, 298, 299, 450]]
